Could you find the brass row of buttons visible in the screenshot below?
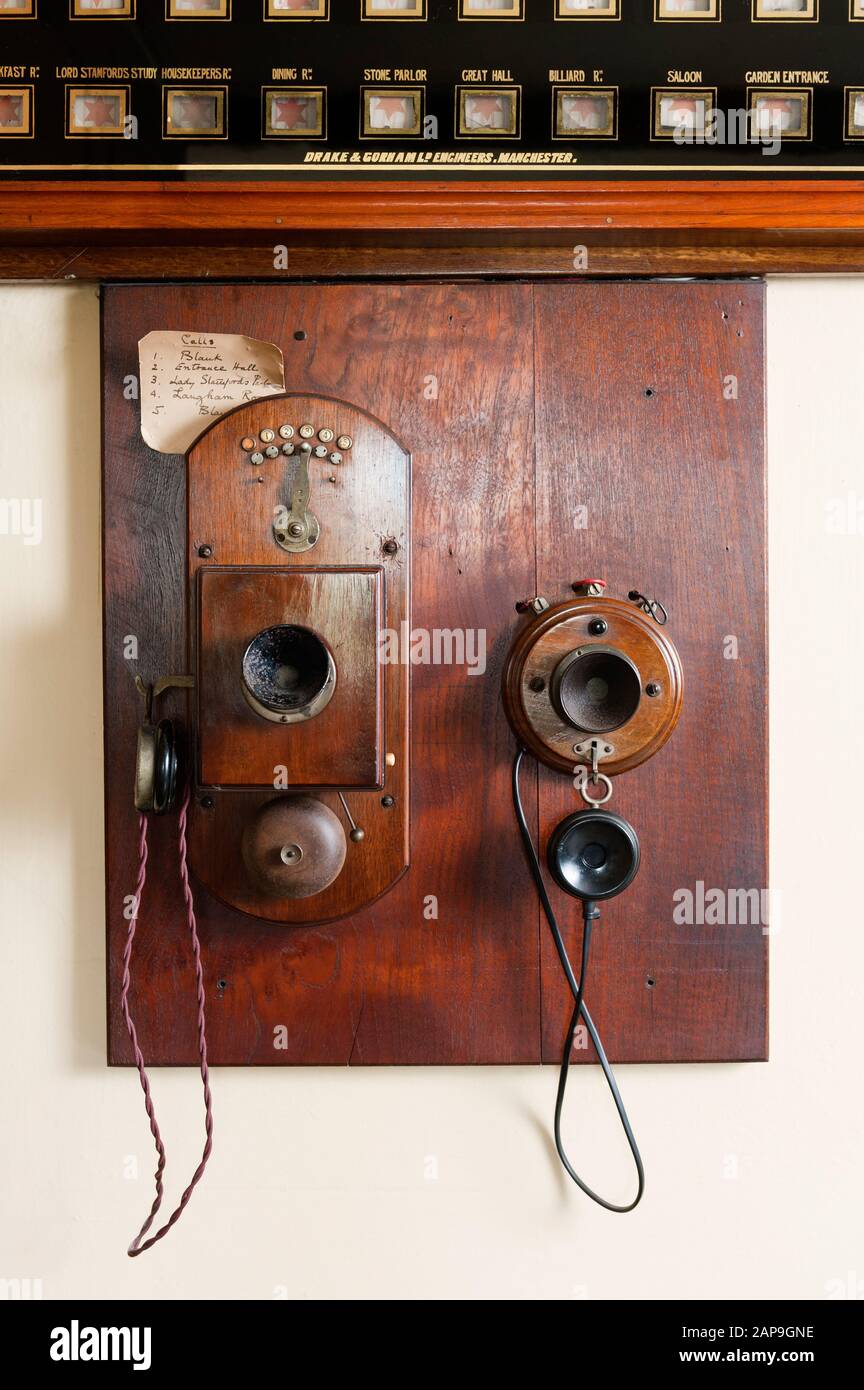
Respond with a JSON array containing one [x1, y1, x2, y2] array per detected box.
[[240, 424, 353, 467]]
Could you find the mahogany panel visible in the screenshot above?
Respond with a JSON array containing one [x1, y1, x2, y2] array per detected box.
[[103, 279, 766, 1067], [104, 281, 539, 1065], [533, 281, 767, 1063]]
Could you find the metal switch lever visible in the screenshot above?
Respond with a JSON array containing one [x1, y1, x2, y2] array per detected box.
[[274, 441, 321, 553]]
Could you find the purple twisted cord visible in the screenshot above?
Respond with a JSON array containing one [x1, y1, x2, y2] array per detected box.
[[121, 783, 214, 1257]]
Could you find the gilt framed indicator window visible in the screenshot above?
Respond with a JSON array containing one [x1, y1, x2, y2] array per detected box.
[[265, 0, 329, 18], [0, 86, 34, 137], [555, 0, 620, 18], [655, 0, 720, 20], [553, 87, 617, 139], [651, 88, 717, 141], [752, 0, 816, 18], [163, 86, 227, 139], [262, 87, 326, 139], [458, 0, 522, 18], [71, 0, 135, 17], [362, 0, 426, 16], [66, 85, 130, 136], [747, 87, 812, 140], [166, 0, 230, 18], [456, 87, 521, 136]]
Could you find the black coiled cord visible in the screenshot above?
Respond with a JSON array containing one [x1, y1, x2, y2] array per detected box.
[[512, 747, 645, 1213]]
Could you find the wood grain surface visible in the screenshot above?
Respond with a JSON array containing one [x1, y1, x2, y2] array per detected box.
[[5, 179, 864, 280], [7, 178, 864, 231], [103, 279, 766, 1066], [185, 389, 412, 926], [6, 240, 864, 280], [534, 282, 767, 1063]]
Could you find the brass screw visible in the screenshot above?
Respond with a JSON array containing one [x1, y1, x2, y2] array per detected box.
[[382, 538, 398, 555]]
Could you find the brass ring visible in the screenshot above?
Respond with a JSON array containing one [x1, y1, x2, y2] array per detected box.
[[578, 771, 613, 808]]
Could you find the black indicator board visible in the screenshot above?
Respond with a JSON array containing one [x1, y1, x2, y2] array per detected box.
[[0, 1, 862, 180]]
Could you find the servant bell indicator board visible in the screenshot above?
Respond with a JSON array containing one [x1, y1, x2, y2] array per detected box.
[[2, 2, 864, 179]]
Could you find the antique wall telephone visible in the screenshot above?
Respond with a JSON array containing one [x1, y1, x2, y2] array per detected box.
[[503, 580, 683, 1211], [122, 393, 410, 1254]]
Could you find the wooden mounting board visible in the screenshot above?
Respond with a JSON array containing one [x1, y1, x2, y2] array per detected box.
[[103, 279, 766, 1066]]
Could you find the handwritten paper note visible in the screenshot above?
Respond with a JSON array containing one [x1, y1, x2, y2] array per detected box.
[[138, 330, 285, 455]]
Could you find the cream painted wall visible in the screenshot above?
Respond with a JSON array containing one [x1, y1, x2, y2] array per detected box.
[[0, 280, 862, 1302]]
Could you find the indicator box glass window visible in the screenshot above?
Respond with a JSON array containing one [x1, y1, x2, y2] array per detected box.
[[556, 0, 619, 17], [844, 88, 864, 139], [753, 0, 816, 17], [457, 86, 520, 135], [163, 86, 227, 138], [0, 0, 36, 15], [363, 0, 425, 16], [71, 0, 135, 16], [167, 0, 230, 18], [66, 85, 129, 136], [0, 85, 33, 135], [553, 87, 617, 138], [265, 0, 329, 17], [458, 0, 522, 18], [748, 88, 811, 139], [263, 87, 325, 138], [655, 0, 720, 18], [362, 87, 424, 136], [652, 88, 716, 139]]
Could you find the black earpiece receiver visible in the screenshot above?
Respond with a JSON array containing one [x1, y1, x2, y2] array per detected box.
[[133, 676, 192, 816], [503, 580, 682, 1214], [547, 810, 640, 903]]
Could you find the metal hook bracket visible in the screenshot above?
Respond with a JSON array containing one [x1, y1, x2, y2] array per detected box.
[[628, 589, 669, 625]]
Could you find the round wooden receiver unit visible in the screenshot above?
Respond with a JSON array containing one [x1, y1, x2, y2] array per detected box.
[[502, 596, 683, 777], [241, 795, 347, 899]]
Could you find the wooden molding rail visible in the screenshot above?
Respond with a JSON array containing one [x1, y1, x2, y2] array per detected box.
[[3, 179, 864, 277], [3, 178, 864, 233]]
